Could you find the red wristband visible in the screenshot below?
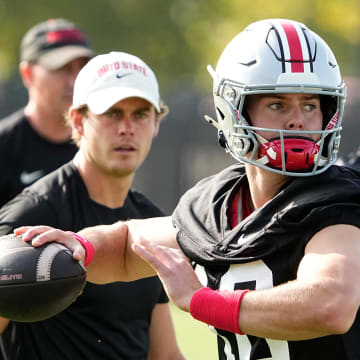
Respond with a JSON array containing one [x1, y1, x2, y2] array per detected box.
[[189, 287, 249, 334], [67, 231, 95, 267]]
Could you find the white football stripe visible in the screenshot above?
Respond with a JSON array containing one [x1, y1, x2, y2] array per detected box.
[[296, 25, 312, 73], [36, 243, 64, 282], [275, 22, 291, 64]]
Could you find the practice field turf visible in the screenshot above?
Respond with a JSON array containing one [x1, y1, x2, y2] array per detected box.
[[170, 302, 218, 359]]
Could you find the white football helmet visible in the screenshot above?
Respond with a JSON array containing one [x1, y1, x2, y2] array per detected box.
[[205, 19, 346, 176]]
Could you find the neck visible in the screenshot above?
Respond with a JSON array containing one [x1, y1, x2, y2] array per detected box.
[[245, 164, 290, 210], [74, 151, 134, 209], [24, 101, 71, 143]]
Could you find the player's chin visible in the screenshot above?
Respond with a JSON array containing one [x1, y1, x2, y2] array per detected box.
[[107, 163, 137, 177]]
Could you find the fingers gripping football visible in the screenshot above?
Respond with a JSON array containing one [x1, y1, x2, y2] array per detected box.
[[14, 226, 86, 264]]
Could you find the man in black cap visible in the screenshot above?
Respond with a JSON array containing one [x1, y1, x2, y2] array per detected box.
[[0, 18, 94, 207]]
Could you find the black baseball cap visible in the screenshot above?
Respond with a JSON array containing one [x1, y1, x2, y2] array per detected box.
[[20, 18, 95, 70]]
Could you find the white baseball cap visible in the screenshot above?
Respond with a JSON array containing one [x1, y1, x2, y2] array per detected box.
[[73, 51, 160, 114]]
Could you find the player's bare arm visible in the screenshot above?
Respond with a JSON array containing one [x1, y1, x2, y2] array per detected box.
[[237, 224, 360, 340], [122, 216, 179, 281], [15, 216, 179, 284], [74, 216, 179, 283]]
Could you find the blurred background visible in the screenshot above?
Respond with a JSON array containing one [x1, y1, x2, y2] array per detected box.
[[0, 1, 359, 358], [0, 0, 360, 214]]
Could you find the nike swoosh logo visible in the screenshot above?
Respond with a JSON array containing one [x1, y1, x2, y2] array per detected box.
[[238, 233, 255, 245], [20, 169, 45, 185], [116, 73, 133, 79]]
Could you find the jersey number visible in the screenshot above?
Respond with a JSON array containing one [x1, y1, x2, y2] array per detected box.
[[216, 260, 290, 360]]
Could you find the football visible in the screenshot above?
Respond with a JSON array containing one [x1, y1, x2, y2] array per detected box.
[[0, 233, 86, 322]]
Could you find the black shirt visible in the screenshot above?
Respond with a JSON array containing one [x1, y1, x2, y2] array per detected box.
[[0, 109, 77, 207], [0, 161, 167, 360], [173, 163, 360, 360]]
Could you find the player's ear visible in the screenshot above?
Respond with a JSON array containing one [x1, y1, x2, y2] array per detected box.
[[153, 117, 160, 137], [70, 109, 85, 136], [19, 62, 33, 89], [153, 102, 168, 137]]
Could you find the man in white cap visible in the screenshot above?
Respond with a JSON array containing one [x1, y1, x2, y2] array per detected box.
[[0, 18, 95, 207], [0, 52, 184, 360]]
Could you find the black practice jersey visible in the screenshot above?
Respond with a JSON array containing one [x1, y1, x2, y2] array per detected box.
[[173, 163, 360, 360], [0, 161, 167, 360], [0, 109, 77, 207]]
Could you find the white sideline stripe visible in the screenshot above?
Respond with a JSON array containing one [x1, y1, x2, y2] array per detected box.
[[36, 243, 64, 282]]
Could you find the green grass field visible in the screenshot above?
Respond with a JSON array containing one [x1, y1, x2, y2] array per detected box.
[[170, 302, 218, 359]]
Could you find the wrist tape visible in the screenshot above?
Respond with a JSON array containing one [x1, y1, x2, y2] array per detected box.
[[189, 287, 249, 334], [67, 231, 95, 267]]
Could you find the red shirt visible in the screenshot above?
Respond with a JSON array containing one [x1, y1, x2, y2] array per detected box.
[[228, 185, 251, 228]]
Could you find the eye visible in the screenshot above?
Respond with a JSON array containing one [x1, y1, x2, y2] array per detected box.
[[104, 110, 116, 118], [269, 102, 281, 110], [135, 111, 146, 118], [103, 110, 122, 119], [304, 103, 316, 111], [134, 109, 151, 120]]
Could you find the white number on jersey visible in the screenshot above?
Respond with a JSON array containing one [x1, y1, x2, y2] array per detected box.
[[196, 260, 290, 360]]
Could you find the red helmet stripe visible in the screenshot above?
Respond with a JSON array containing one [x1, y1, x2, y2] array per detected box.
[[280, 22, 304, 73]]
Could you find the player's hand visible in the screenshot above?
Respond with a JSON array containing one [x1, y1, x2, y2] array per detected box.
[[132, 237, 203, 312], [14, 226, 86, 264]]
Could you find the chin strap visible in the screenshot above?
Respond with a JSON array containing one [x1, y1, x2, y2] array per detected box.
[[257, 137, 327, 171]]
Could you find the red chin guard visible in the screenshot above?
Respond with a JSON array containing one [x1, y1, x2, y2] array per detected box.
[[259, 137, 320, 171]]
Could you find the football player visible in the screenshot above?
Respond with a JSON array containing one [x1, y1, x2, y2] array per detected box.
[[17, 19, 360, 359]]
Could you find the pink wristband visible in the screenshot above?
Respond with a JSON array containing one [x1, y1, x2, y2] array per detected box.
[[67, 231, 95, 267], [189, 287, 249, 334]]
